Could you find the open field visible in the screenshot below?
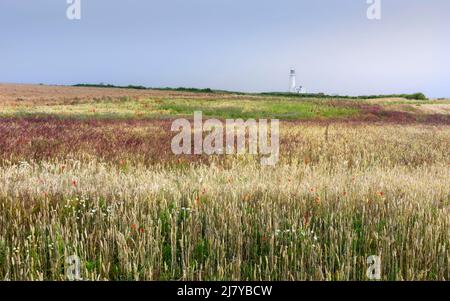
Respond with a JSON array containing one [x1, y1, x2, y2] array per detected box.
[[0, 84, 448, 280], [1, 84, 449, 122]]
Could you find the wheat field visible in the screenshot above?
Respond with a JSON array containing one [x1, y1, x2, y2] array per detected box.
[[0, 118, 448, 280]]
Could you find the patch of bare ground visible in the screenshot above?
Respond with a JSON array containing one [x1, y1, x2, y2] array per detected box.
[[406, 103, 450, 115], [365, 97, 408, 104]]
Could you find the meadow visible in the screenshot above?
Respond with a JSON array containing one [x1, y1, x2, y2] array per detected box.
[[0, 84, 448, 280]]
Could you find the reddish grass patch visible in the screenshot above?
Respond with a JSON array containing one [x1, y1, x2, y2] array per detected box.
[[0, 117, 213, 165]]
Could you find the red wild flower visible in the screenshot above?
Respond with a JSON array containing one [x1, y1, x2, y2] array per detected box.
[[315, 196, 321, 204], [71, 180, 77, 188]]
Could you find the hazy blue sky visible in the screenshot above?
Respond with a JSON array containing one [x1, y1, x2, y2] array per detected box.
[[1, 0, 449, 97]]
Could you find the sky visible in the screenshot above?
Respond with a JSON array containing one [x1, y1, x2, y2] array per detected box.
[[1, 0, 449, 98]]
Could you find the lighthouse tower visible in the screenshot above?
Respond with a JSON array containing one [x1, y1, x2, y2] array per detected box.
[[289, 69, 296, 93]]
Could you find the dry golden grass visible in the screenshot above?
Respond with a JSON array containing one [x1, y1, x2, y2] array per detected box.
[[0, 84, 250, 106]]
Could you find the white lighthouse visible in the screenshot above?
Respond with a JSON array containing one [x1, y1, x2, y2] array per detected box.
[[289, 68, 306, 94], [289, 69, 296, 93]]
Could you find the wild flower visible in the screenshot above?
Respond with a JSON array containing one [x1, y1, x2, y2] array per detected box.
[[180, 207, 192, 212]]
